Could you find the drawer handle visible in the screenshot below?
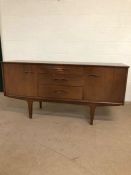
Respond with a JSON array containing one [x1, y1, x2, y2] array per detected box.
[[88, 74, 100, 78], [24, 71, 33, 74], [55, 68, 65, 71], [54, 90, 66, 94], [54, 78, 68, 81]]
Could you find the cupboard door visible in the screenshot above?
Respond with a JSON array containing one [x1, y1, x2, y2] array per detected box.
[[3, 63, 36, 97], [84, 67, 127, 103]]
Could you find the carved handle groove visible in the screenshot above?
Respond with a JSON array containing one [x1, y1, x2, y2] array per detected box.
[[88, 74, 100, 78], [24, 71, 33, 73], [54, 78, 68, 81], [55, 68, 65, 71], [54, 90, 66, 94]]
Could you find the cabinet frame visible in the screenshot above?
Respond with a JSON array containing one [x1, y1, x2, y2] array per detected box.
[[1, 61, 129, 125]]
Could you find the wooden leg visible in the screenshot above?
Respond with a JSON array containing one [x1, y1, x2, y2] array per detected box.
[[89, 104, 96, 125], [27, 100, 33, 119], [39, 101, 42, 109]]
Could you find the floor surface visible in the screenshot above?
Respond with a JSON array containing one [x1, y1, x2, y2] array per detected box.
[[0, 93, 131, 175]]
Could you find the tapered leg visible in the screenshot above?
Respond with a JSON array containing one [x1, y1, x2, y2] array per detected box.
[[27, 100, 33, 119], [89, 104, 96, 125], [39, 101, 42, 109]]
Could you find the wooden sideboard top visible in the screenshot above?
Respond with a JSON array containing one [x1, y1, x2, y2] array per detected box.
[[2, 60, 129, 68]]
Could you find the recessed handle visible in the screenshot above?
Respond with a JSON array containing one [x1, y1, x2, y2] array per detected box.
[[88, 74, 100, 78], [23, 65, 33, 73], [55, 67, 65, 71], [24, 71, 33, 74], [54, 78, 68, 81], [54, 90, 66, 94]]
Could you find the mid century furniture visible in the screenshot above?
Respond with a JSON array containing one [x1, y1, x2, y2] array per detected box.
[[2, 61, 129, 125]]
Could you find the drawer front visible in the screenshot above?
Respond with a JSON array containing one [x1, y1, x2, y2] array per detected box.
[[37, 65, 83, 75], [38, 74, 84, 86], [38, 85, 83, 100]]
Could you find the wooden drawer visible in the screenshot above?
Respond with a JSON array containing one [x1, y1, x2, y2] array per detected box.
[[38, 85, 83, 100], [37, 65, 83, 75], [38, 74, 84, 86]]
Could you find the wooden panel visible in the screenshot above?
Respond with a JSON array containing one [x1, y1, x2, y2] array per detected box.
[[2, 62, 128, 105], [38, 73, 84, 86], [2, 62, 129, 124], [84, 67, 128, 103], [3, 63, 37, 97], [38, 85, 83, 100], [37, 65, 84, 75]]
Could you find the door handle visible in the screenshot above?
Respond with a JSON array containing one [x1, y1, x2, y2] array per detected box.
[[24, 71, 33, 73], [88, 74, 100, 78], [54, 90, 66, 94], [53, 78, 68, 81]]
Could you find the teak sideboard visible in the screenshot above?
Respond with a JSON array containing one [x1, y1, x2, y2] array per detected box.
[[2, 61, 129, 125]]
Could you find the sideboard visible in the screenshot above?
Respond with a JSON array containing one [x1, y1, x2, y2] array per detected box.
[[1, 61, 129, 125]]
